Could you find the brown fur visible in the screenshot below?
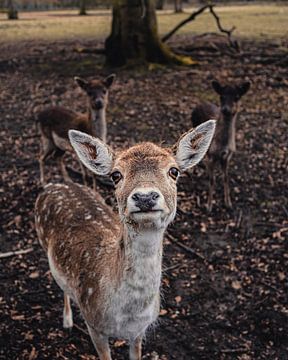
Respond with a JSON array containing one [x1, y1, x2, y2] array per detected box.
[[37, 75, 114, 187], [191, 81, 250, 211]]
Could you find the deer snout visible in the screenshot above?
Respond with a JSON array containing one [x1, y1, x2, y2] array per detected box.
[[128, 189, 163, 213], [132, 191, 159, 212], [221, 105, 232, 116], [94, 99, 104, 110]]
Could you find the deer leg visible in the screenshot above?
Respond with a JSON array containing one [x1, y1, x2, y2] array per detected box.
[[86, 325, 111, 360], [129, 335, 143, 360], [78, 160, 87, 186], [63, 293, 73, 329], [58, 155, 72, 183], [207, 162, 215, 212], [221, 159, 232, 208], [39, 136, 55, 186], [92, 174, 97, 191]]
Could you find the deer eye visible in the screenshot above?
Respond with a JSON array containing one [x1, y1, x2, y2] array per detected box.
[[168, 167, 180, 180], [111, 171, 122, 184]]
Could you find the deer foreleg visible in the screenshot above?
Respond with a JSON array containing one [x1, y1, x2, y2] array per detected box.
[[207, 162, 215, 212], [58, 156, 71, 183], [79, 160, 87, 186], [221, 158, 232, 208], [129, 335, 143, 360], [63, 293, 73, 329], [86, 325, 111, 360]]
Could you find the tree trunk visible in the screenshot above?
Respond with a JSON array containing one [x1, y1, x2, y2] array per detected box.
[[7, 0, 18, 19], [105, 0, 188, 67], [79, 0, 87, 16], [174, 0, 183, 13]]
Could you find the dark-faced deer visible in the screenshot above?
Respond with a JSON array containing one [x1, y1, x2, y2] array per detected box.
[[191, 80, 250, 211], [35, 120, 215, 359], [37, 74, 115, 188]]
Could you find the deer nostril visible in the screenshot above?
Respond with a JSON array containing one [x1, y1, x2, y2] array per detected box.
[[151, 192, 160, 200], [132, 193, 140, 201]]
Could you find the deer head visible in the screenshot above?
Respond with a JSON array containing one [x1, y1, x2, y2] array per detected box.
[[74, 74, 116, 111], [212, 80, 250, 117], [68, 120, 215, 231]]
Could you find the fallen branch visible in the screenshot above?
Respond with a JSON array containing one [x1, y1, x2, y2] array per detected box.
[[166, 233, 205, 261], [0, 247, 34, 259]]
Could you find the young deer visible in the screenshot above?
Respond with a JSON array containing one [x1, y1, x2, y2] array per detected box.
[[191, 80, 250, 211], [37, 74, 115, 188], [35, 120, 216, 360]]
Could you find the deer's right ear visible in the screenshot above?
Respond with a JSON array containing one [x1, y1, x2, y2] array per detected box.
[[175, 120, 216, 172], [211, 80, 223, 95], [69, 130, 113, 176], [74, 77, 89, 92]]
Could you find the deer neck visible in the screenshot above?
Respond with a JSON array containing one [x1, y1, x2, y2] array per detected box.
[[119, 224, 164, 289], [218, 111, 238, 151], [89, 106, 107, 143]]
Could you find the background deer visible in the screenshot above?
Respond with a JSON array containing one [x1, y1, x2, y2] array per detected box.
[[191, 80, 250, 211], [37, 74, 115, 188], [35, 120, 216, 360]]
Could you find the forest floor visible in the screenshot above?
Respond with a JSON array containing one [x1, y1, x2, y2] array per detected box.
[[0, 26, 288, 360]]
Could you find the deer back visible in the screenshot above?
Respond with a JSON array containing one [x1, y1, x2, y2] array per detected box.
[[35, 183, 121, 311]]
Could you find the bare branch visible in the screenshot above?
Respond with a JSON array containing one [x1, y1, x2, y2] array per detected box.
[[162, 5, 210, 43], [162, 4, 239, 51]]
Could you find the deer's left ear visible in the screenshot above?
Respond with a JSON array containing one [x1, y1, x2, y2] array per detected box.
[[74, 77, 90, 92], [175, 120, 216, 172], [237, 81, 251, 97], [103, 74, 116, 88]]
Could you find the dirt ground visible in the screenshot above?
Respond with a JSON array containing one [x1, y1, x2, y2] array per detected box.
[[0, 34, 287, 360]]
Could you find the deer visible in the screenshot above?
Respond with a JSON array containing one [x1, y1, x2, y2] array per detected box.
[[191, 80, 250, 212], [34, 119, 216, 360], [37, 74, 115, 189]]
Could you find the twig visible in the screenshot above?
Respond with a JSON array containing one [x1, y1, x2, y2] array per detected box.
[[209, 5, 237, 49], [166, 233, 205, 261], [0, 247, 34, 259], [73, 323, 89, 336], [221, 347, 248, 354]]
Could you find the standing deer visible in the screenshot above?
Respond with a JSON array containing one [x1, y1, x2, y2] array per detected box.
[[35, 120, 216, 360], [37, 74, 115, 188], [191, 80, 250, 211]]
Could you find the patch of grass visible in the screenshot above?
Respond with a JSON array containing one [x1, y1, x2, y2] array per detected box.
[[0, 5, 287, 43]]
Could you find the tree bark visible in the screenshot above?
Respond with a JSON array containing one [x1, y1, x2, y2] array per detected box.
[[79, 0, 87, 15], [105, 0, 189, 67], [7, 0, 18, 19], [156, 0, 165, 10], [174, 0, 183, 13]]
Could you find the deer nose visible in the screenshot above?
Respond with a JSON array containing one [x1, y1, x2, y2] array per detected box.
[[132, 191, 160, 212], [95, 100, 103, 109], [221, 106, 232, 116]]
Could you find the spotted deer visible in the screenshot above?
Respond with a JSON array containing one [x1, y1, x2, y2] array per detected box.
[[191, 80, 250, 211], [37, 74, 115, 188], [35, 120, 216, 360]]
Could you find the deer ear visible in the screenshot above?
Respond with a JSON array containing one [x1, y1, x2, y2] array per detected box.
[[103, 74, 116, 88], [74, 77, 89, 92], [68, 130, 113, 176], [237, 81, 251, 97], [175, 120, 216, 172], [211, 80, 223, 95]]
